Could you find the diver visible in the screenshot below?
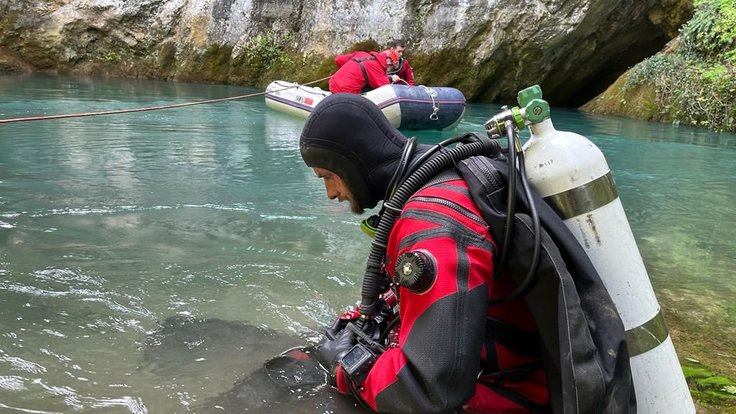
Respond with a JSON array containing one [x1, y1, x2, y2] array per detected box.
[[299, 93, 635, 413], [329, 49, 401, 94], [386, 38, 415, 86], [300, 93, 548, 413]]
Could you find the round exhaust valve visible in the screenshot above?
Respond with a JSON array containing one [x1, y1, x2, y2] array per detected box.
[[394, 251, 436, 293]]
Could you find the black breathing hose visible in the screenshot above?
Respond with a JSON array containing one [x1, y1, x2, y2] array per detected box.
[[358, 134, 502, 319], [378, 316, 401, 344], [400, 134, 477, 183], [493, 120, 517, 280], [488, 126, 542, 305], [385, 137, 417, 200]]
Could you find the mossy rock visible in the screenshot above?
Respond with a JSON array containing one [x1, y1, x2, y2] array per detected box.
[[580, 72, 660, 121]]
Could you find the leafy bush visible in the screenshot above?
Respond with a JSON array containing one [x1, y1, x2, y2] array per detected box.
[[241, 31, 293, 81], [681, 0, 736, 62], [624, 0, 736, 131]]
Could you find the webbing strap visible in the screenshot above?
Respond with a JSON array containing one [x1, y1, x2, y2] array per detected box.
[[352, 56, 376, 91]]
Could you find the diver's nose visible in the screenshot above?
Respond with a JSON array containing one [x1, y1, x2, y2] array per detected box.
[[324, 181, 338, 200]]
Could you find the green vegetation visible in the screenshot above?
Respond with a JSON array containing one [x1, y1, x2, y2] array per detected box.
[[173, 36, 401, 90], [623, 0, 736, 132], [240, 31, 294, 80], [683, 360, 736, 412]]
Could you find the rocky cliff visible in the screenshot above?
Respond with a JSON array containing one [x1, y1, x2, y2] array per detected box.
[[0, 0, 692, 106]]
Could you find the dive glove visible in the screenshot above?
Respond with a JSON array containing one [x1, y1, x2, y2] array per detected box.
[[316, 325, 357, 386], [325, 307, 361, 340]]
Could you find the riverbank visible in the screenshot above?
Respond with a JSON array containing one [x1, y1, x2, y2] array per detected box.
[[669, 317, 736, 412]]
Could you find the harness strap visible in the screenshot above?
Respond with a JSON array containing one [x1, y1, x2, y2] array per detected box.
[[485, 317, 542, 356], [352, 56, 377, 91], [477, 376, 550, 412]]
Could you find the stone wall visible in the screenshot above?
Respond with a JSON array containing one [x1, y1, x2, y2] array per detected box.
[[0, 0, 693, 106]]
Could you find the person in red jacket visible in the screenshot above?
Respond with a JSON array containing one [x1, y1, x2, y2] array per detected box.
[[300, 93, 550, 413], [328, 50, 401, 94], [387, 39, 415, 85]]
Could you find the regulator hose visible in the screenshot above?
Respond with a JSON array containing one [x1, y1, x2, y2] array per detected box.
[[489, 125, 542, 305], [401, 134, 474, 182], [385, 137, 417, 200], [493, 120, 517, 280], [358, 133, 502, 319]]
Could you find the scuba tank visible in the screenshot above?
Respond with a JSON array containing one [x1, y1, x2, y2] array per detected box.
[[515, 85, 695, 413]]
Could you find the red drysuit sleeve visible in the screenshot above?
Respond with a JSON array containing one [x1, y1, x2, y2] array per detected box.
[[337, 179, 494, 413]]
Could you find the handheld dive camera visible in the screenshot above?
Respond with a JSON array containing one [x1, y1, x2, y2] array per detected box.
[[339, 322, 387, 386], [340, 342, 378, 386]]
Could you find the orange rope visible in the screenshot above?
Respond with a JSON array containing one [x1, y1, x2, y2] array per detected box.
[[0, 76, 331, 124]]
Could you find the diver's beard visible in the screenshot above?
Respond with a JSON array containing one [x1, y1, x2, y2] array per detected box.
[[349, 199, 364, 215]]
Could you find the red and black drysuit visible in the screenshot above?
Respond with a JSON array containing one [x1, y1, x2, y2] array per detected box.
[[334, 173, 550, 413], [389, 58, 415, 85], [329, 51, 392, 94]]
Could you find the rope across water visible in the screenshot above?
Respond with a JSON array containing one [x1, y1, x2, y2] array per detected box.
[[0, 76, 332, 124]]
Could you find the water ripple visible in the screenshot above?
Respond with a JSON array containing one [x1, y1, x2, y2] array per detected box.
[[0, 375, 27, 391], [86, 396, 148, 413], [0, 401, 60, 414], [0, 356, 47, 374], [2, 203, 256, 220], [33, 268, 105, 287]]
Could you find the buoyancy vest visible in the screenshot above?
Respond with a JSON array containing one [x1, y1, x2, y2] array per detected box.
[[455, 155, 636, 414]]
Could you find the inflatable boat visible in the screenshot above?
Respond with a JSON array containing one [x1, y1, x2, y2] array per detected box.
[[264, 80, 466, 131]]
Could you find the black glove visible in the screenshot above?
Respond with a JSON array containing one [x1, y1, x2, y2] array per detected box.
[[325, 306, 362, 340], [326, 316, 351, 340], [316, 326, 357, 386]]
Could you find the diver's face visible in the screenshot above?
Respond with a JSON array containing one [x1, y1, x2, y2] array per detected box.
[[313, 167, 364, 214]]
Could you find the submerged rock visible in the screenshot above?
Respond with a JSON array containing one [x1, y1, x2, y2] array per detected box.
[[142, 316, 371, 413], [142, 315, 303, 376], [195, 346, 372, 413]]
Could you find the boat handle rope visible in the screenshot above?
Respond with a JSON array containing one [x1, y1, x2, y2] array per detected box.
[[420, 85, 440, 121], [0, 75, 333, 124]]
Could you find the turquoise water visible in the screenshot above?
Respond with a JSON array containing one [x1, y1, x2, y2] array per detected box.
[[0, 74, 734, 413]]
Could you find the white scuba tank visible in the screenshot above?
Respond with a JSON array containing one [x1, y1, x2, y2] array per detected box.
[[517, 86, 694, 413]]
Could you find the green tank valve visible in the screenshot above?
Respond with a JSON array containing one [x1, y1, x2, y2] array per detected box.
[[484, 106, 525, 136], [524, 98, 550, 124], [517, 85, 543, 107], [360, 216, 379, 238], [511, 107, 525, 129]]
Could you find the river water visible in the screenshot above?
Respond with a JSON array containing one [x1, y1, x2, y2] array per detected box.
[[0, 74, 734, 413]]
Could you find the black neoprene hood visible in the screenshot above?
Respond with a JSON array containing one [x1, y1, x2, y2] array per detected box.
[[299, 93, 408, 210]]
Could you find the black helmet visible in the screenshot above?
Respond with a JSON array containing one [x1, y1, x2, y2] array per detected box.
[[299, 93, 409, 210]]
